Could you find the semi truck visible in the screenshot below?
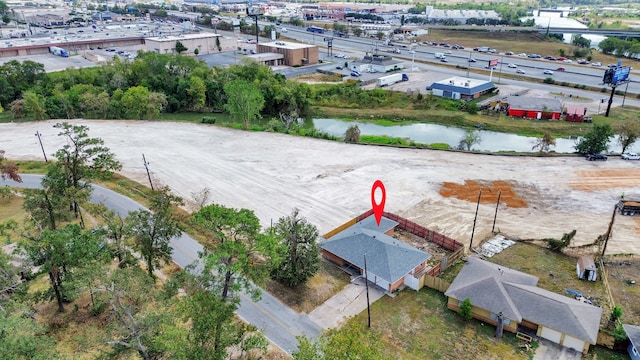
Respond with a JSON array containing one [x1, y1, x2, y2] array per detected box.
[[49, 46, 69, 57], [617, 200, 640, 216], [376, 73, 409, 87]]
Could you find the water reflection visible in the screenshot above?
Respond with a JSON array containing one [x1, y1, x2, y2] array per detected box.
[[313, 118, 636, 154]]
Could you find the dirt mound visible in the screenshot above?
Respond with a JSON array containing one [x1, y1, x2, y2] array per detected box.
[[439, 180, 527, 208]]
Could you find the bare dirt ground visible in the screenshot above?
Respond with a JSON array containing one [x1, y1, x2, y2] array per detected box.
[[2, 120, 640, 256]]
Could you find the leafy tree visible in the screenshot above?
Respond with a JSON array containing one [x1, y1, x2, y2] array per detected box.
[[145, 91, 167, 120], [459, 298, 473, 320], [191, 204, 275, 301], [458, 129, 481, 151], [575, 123, 613, 155], [270, 208, 320, 287], [344, 124, 361, 143], [0, 302, 60, 360], [223, 79, 265, 130], [128, 187, 183, 278], [186, 76, 206, 112], [21, 224, 107, 312], [175, 41, 188, 54], [610, 305, 623, 322], [617, 123, 640, 154], [293, 321, 388, 360], [122, 85, 151, 119], [532, 133, 556, 153], [86, 203, 134, 267], [22, 166, 72, 231], [52, 122, 122, 220], [545, 229, 576, 252], [22, 90, 47, 120], [0, 150, 21, 182]]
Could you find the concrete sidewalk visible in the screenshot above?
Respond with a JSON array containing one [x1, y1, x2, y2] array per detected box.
[[309, 276, 385, 329]]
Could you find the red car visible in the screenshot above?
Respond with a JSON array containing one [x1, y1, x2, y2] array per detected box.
[[556, 67, 566, 71], [556, 57, 568, 61]]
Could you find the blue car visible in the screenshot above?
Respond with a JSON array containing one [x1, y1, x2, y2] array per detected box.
[[350, 71, 361, 77]]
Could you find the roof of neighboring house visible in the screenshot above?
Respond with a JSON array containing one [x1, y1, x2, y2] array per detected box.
[[505, 283, 602, 344], [430, 77, 495, 96], [444, 257, 537, 322], [321, 216, 430, 284], [508, 96, 562, 112], [445, 257, 602, 344], [623, 324, 640, 348]]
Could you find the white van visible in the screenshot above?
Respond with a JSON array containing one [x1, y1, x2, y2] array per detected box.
[[280, 27, 288, 33]]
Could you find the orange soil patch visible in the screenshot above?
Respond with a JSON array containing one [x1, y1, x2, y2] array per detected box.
[[439, 180, 527, 208], [570, 169, 640, 191]]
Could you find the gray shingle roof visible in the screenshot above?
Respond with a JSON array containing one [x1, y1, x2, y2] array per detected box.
[[445, 257, 602, 344], [321, 216, 430, 284], [444, 257, 537, 322], [331, 215, 398, 239], [623, 324, 640, 348], [505, 283, 602, 344]]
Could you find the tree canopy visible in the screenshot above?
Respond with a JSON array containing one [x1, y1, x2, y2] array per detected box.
[[575, 123, 614, 155]]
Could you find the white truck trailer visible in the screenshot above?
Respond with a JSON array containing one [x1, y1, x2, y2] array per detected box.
[[376, 73, 409, 87]]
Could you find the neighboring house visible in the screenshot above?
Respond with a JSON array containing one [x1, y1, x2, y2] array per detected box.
[[507, 96, 562, 120], [623, 324, 640, 360], [427, 77, 495, 101], [321, 215, 431, 293], [445, 257, 602, 354]]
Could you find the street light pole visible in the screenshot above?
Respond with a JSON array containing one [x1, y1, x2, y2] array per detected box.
[[34, 131, 47, 162]]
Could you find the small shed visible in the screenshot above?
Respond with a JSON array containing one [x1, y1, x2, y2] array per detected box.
[[576, 256, 597, 282]]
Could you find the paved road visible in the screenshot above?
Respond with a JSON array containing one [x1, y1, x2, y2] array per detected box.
[[1, 174, 322, 355]]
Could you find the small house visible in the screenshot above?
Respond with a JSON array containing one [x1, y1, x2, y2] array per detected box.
[[576, 255, 597, 281], [623, 324, 640, 360], [321, 215, 431, 293]]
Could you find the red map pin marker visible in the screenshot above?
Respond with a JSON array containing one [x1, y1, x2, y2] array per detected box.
[[371, 180, 386, 226]]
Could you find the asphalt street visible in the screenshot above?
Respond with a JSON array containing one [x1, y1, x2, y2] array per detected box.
[[1, 174, 322, 354]]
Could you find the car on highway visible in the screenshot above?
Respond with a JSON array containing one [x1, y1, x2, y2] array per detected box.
[[527, 54, 541, 58], [563, 59, 573, 63], [516, 69, 526, 74], [444, 50, 452, 54], [543, 70, 554, 75], [518, 53, 527, 57], [592, 62, 602, 67], [586, 153, 607, 161], [440, 58, 448, 62], [468, 58, 477, 62], [622, 152, 640, 160], [350, 71, 361, 77], [578, 59, 590, 64], [507, 63, 517, 68], [556, 67, 566, 71], [505, 51, 514, 56]]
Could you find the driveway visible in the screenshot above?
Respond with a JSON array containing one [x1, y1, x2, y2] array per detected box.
[[533, 338, 583, 360], [309, 276, 385, 329]]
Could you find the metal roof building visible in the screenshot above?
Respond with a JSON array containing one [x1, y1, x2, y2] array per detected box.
[[428, 77, 496, 100]]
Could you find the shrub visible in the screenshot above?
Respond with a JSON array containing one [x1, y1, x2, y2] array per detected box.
[[601, 87, 608, 93], [560, 82, 569, 87], [466, 102, 479, 115], [344, 124, 361, 143], [610, 306, 623, 322], [430, 143, 451, 150], [459, 298, 473, 321], [543, 77, 556, 84], [201, 117, 216, 124]]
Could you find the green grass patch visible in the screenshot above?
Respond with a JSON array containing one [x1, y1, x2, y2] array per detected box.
[[360, 135, 411, 146]]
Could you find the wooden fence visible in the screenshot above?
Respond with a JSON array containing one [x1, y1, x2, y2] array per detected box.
[[599, 258, 615, 308], [420, 275, 450, 293]]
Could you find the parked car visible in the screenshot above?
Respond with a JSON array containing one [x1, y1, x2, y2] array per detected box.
[[507, 63, 517, 68], [556, 67, 566, 71], [350, 71, 361, 77], [543, 70, 554, 75], [586, 153, 607, 161], [336, 66, 343, 70], [622, 152, 640, 160], [516, 69, 526, 74]]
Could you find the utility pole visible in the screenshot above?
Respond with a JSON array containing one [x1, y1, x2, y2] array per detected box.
[[34, 131, 47, 162], [469, 190, 482, 251], [142, 154, 154, 191], [492, 190, 502, 233], [364, 254, 371, 328], [600, 204, 618, 261]]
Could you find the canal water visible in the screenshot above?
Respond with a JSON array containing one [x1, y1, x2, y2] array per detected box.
[[313, 118, 638, 154]]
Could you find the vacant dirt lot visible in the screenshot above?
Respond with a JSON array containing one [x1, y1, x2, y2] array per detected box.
[[2, 120, 640, 255]]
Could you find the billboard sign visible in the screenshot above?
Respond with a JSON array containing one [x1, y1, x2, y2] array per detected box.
[[489, 58, 498, 68], [612, 66, 631, 84]]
